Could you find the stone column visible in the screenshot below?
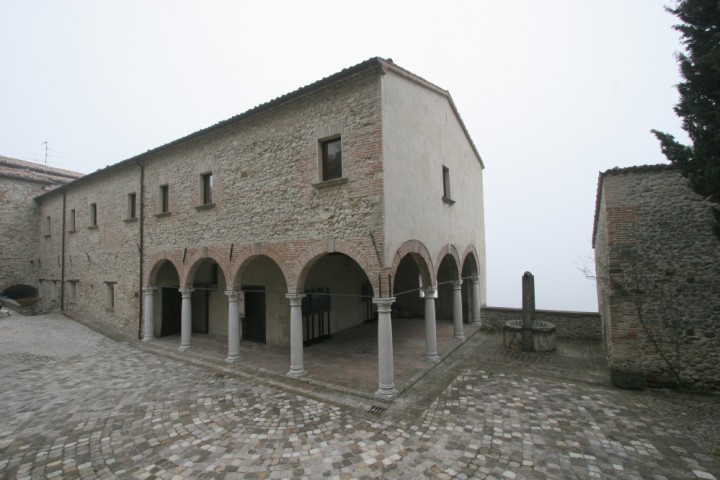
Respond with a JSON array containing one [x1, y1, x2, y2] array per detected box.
[[286, 293, 307, 378], [423, 287, 440, 362], [374, 297, 397, 399], [225, 290, 241, 363], [142, 286, 156, 342], [452, 280, 465, 340], [522, 272, 536, 352], [472, 276, 482, 326], [179, 288, 193, 352]]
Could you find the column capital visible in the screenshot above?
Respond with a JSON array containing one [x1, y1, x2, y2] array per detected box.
[[225, 289, 239, 300], [179, 287, 194, 297], [372, 297, 395, 312], [453, 279, 463, 290], [421, 287, 437, 298], [286, 293, 305, 306], [472, 276, 481, 285], [143, 285, 157, 294]]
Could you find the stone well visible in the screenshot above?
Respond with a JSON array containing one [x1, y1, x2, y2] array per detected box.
[[503, 319, 557, 352]]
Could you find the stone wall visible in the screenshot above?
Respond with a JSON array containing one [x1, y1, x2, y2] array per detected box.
[[594, 166, 720, 389], [481, 306, 601, 340]]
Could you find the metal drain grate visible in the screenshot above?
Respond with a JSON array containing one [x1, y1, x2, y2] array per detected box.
[[367, 405, 386, 415]]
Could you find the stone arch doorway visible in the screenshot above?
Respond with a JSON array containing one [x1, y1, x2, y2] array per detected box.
[[186, 258, 227, 336], [234, 255, 289, 346], [153, 261, 181, 337], [461, 250, 482, 325]]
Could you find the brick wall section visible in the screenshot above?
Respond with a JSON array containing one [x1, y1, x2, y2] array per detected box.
[[481, 306, 601, 340], [0, 177, 43, 294], [594, 166, 720, 388]]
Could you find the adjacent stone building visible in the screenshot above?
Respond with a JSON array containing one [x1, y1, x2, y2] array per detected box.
[[0, 156, 82, 307], [593, 165, 720, 389], [25, 57, 486, 398]]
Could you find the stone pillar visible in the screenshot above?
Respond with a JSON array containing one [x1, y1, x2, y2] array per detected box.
[[179, 288, 193, 352], [472, 276, 482, 326], [374, 297, 397, 399], [286, 293, 307, 378], [142, 286, 156, 342], [423, 287, 440, 362], [452, 280, 465, 340], [225, 290, 241, 363], [522, 272, 536, 352]]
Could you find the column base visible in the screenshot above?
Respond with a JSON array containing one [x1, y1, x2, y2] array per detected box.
[[142, 336, 154, 342], [425, 353, 440, 363], [454, 334, 466, 341], [178, 345, 191, 352], [472, 320, 482, 326], [375, 384, 397, 400], [225, 355, 241, 364], [287, 367, 307, 379]]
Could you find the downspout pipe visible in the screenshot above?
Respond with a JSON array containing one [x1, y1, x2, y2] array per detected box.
[[137, 161, 145, 340], [60, 192, 66, 311]]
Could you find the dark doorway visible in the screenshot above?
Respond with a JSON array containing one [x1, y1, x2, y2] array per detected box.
[[191, 287, 209, 334], [160, 287, 181, 336], [243, 286, 266, 344]]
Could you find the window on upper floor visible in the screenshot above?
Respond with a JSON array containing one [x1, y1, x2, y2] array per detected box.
[[320, 137, 342, 182], [105, 282, 115, 311], [44, 216, 51, 237], [159, 184, 169, 213], [201, 172, 213, 205], [90, 203, 98, 227], [69, 209, 76, 232], [127, 192, 137, 220], [442, 166, 455, 205]]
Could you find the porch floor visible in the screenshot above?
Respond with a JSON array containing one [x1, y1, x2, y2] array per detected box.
[[151, 318, 481, 398]]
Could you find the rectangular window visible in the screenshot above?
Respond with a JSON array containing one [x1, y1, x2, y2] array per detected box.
[[44, 216, 51, 237], [442, 166, 452, 200], [127, 192, 137, 219], [201, 173, 213, 205], [69, 209, 76, 232], [90, 203, 97, 226], [105, 282, 115, 310], [160, 184, 169, 213], [321, 137, 342, 181], [68, 280, 77, 305]]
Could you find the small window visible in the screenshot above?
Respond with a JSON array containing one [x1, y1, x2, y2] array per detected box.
[[90, 203, 97, 226], [44, 216, 51, 237], [201, 173, 213, 205], [127, 193, 137, 219], [442, 166, 454, 205], [105, 282, 115, 310], [69, 209, 76, 232], [68, 280, 78, 305], [159, 185, 169, 213], [321, 137, 342, 181]]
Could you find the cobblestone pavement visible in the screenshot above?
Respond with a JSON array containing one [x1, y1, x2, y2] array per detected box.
[[1, 313, 719, 479]]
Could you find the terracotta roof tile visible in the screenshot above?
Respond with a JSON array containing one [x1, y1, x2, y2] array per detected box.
[[0, 156, 83, 185]]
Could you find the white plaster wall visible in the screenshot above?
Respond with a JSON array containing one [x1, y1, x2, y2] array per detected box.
[[241, 255, 289, 346], [381, 71, 487, 303]]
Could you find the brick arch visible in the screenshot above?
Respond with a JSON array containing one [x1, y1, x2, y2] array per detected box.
[[434, 244, 462, 280], [180, 246, 232, 287], [390, 240, 435, 287], [461, 244, 481, 278], [145, 250, 183, 286], [229, 243, 291, 289], [291, 239, 380, 294]]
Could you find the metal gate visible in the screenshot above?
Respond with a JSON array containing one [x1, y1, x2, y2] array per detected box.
[[191, 287, 209, 334], [242, 286, 266, 343]]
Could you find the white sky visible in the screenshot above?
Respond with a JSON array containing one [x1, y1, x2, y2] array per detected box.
[[0, 1, 687, 311]]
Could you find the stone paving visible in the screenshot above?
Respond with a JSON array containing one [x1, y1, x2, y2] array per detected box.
[[1, 313, 719, 479]]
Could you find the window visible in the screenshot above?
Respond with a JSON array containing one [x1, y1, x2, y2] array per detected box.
[[44, 216, 51, 237], [90, 203, 97, 226], [127, 193, 137, 219], [160, 185, 169, 213], [69, 209, 76, 232], [105, 282, 115, 311], [201, 173, 213, 205], [68, 280, 78, 305], [320, 137, 342, 181], [442, 166, 454, 204]]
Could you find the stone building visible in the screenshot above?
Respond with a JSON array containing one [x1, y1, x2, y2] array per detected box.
[[593, 165, 720, 389], [29, 57, 486, 398], [0, 156, 82, 307]]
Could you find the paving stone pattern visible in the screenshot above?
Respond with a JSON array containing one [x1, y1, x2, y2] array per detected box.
[[1, 314, 719, 479]]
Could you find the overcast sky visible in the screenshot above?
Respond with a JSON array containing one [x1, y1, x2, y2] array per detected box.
[[0, 1, 687, 311]]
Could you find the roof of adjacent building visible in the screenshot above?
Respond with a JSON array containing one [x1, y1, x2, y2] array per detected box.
[[0, 155, 83, 185], [591, 163, 674, 247], [35, 56, 482, 200]]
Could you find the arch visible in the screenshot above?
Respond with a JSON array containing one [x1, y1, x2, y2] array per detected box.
[[145, 251, 183, 286], [229, 243, 291, 289], [292, 239, 380, 293], [390, 240, 435, 287], [461, 244, 481, 278], [434, 244, 461, 280], [181, 246, 231, 287], [1, 284, 38, 300]]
